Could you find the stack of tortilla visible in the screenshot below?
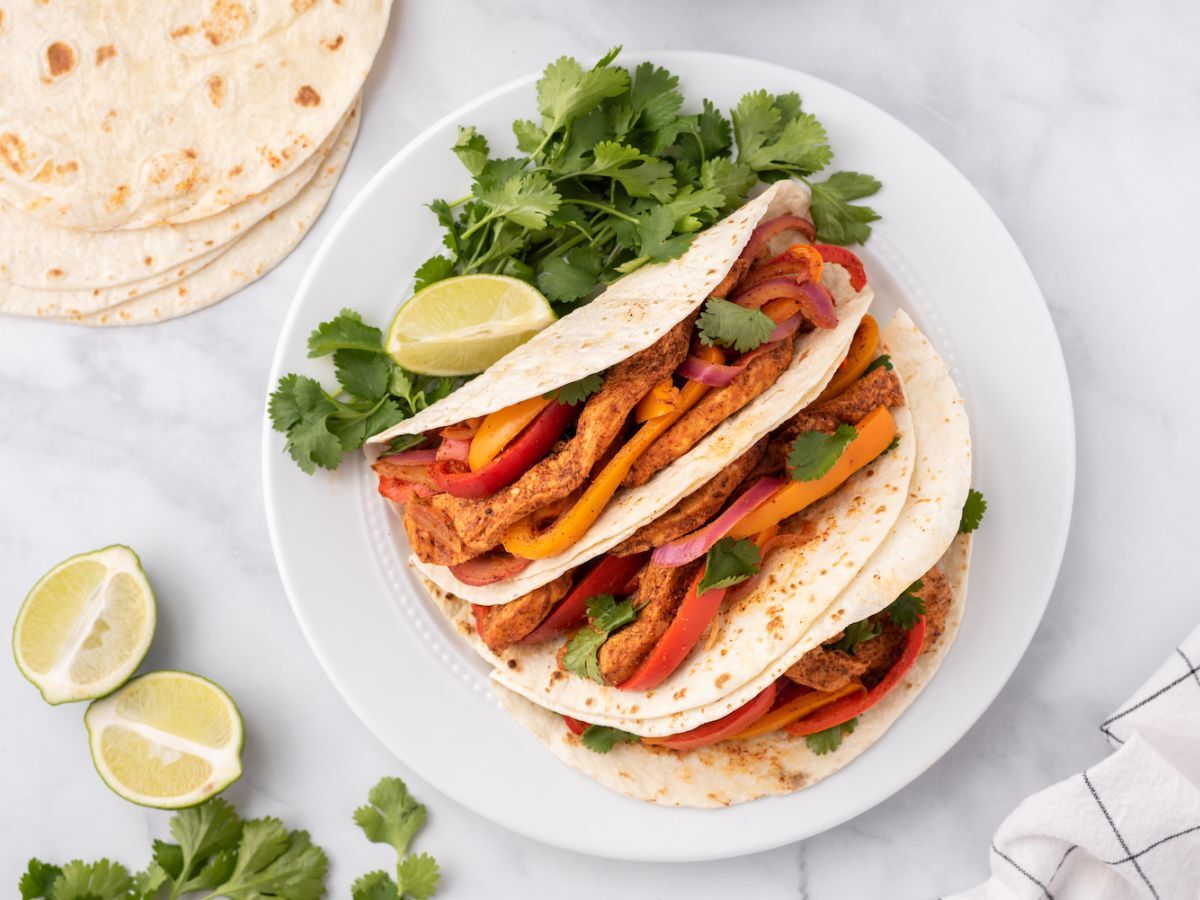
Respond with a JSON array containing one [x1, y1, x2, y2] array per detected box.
[[0, 0, 393, 325]]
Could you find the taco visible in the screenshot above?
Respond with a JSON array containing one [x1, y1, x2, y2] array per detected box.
[[367, 181, 875, 603]]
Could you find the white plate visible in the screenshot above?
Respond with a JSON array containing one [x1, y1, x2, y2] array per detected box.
[[263, 51, 1074, 862]]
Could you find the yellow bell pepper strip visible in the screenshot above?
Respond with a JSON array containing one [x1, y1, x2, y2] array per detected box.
[[727, 404, 897, 539], [815, 315, 880, 404], [502, 349, 726, 560], [634, 378, 682, 423], [468, 396, 551, 471], [730, 682, 864, 741]]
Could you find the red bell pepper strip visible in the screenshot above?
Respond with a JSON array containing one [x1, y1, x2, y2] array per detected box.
[[810, 244, 867, 291], [430, 400, 577, 499], [518, 552, 649, 645], [618, 568, 726, 692], [562, 715, 589, 736], [646, 682, 777, 751], [784, 615, 927, 736]]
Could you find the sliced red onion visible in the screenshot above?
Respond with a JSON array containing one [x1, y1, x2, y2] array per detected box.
[[737, 215, 818, 265], [651, 476, 788, 567], [767, 314, 803, 343], [796, 281, 838, 329], [436, 436, 472, 463], [377, 448, 438, 465], [730, 278, 837, 332], [678, 355, 745, 387]]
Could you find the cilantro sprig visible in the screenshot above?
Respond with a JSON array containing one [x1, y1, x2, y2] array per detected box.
[[697, 298, 776, 352], [580, 725, 641, 754], [545, 372, 604, 406], [886, 581, 926, 631], [959, 488, 987, 534], [562, 594, 638, 682], [829, 619, 881, 655], [19, 777, 441, 900], [787, 423, 856, 482], [697, 537, 761, 595], [804, 717, 859, 756], [269, 310, 462, 474]]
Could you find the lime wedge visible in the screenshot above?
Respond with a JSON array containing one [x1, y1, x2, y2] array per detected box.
[[12, 545, 155, 704], [387, 274, 555, 375], [85, 671, 244, 808]]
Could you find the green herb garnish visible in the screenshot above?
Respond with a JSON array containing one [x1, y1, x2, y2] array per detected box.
[[580, 725, 641, 754], [697, 537, 761, 595], [545, 373, 604, 406], [561, 594, 637, 682], [804, 717, 859, 755], [787, 423, 856, 482], [959, 488, 987, 534], [696, 298, 776, 352]]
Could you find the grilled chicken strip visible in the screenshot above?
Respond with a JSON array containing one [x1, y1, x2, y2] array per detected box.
[[785, 563, 952, 693], [622, 335, 794, 489], [405, 319, 693, 566], [611, 440, 766, 557], [596, 560, 703, 685], [475, 573, 573, 654]]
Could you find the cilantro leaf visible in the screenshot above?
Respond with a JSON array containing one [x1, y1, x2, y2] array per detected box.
[[475, 172, 561, 231], [627, 63, 683, 131], [396, 854, 440, 900], [830, 620, 881, 655], [960, 488, 987, 534], [700, 157, 755, 214], [804, 717, 859, 755], [354, 777, 427, 858], [733, 90, 833, 177], [580, 725, 641, 753], [787, 423, 857, 482], [562, 594, 637, 682], [881, 434, 901, 455], [307, 308, 385, 357], [808, 172, 882, 245], [512, 119, 545, 154], [335, 349, 393, 401], [582, 141, 675, 201], [211, 819, 327, 900], [380, 434, 427, 457], [19, 860, 62, 899], [886, 580, 926, 631], [48, 859, 133, 900], [269, 374, 343, 474], [863, 353, 893, 374], [696, 297, 775, 351], [545, 372, 603, 406], [412, 256, 456, 292], [353, 871, 400, 900], [635, 206, 695, 263], [536, 54, 629, 144], [536, 246, 603, 304], [698, 537, 761, 595], [451, 126, 489, 177]]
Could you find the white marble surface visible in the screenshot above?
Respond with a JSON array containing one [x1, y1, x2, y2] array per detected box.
[[2, 1, 1198, 896]]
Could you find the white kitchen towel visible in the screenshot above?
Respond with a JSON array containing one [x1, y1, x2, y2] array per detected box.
[[949, 623, 1200, 900]]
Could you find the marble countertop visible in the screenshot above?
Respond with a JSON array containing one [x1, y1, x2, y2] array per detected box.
[[3, 1, 1197, 896]]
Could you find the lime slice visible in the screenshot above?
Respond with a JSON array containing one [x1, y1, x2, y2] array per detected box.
[[85, 670, 244, 808], [12, 545, 155, 705], [387, 274, 556, 376]]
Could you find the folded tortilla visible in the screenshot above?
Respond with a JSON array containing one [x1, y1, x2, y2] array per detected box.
[[492, 533, 970, 808]]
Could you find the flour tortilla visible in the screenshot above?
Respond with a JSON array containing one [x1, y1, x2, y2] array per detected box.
[[0, 103, 354, 294], [0, 0, 390, 230], [62, 100, 359, 326], [493, 533, 971, 807], [367, 181, 812, 446]]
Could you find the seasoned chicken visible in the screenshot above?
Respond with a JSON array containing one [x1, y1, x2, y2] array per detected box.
[[475, 573, 573, 654], [596, 560, 703, 685], [405, 319, 693, 566], [622, 335, 794, 489]]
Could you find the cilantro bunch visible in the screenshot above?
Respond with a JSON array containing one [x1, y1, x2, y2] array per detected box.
[[19, 777, 440, 900], [420, 48, 881, 306]]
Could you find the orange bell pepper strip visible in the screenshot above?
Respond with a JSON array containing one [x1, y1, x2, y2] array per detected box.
[[815, 315, 880, 404], [729, 682, 864, 741], [634, 378, 682, 423], [468, 396, 551, 471], [728, 404, 897, 539], [502, 349, 725, 559]]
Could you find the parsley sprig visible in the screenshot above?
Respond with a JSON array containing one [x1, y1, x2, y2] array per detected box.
[[269, 310, 462, 474]]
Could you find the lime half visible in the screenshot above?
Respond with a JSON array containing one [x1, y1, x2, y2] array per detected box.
[[85, 670, 244, 809], [13, 545, 155, 705], [387, 274, 555, 376]]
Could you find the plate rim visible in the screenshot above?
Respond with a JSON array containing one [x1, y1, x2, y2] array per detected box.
[[263, 49, 1076, 861]]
